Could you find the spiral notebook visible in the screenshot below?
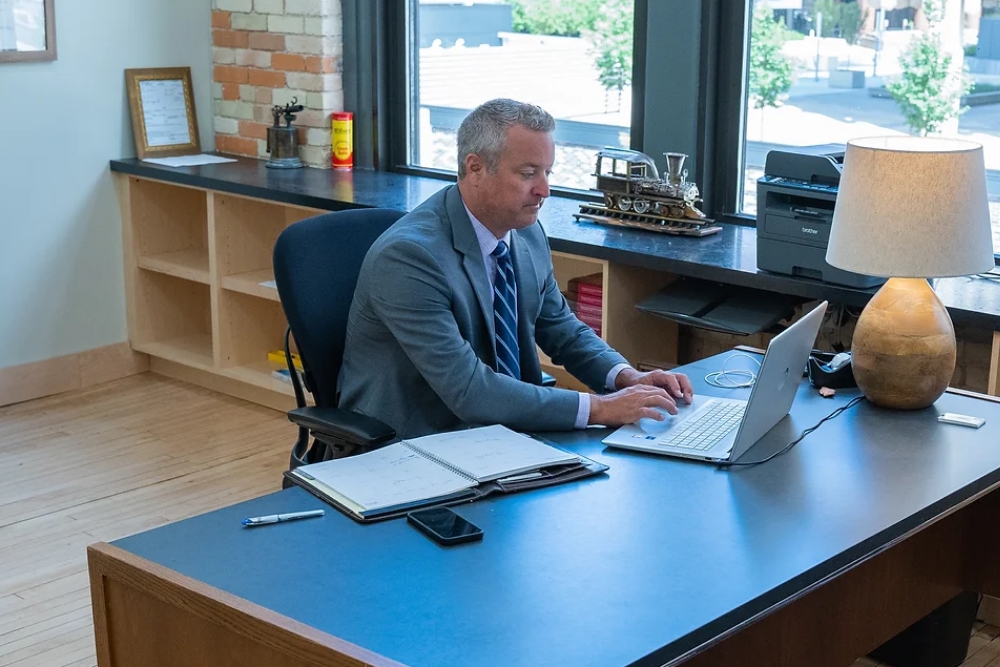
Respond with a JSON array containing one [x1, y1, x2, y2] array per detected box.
[[283, 425, 608, 522]]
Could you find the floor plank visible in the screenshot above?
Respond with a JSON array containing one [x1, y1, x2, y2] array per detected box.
[[0, 373, 288, 667], [1, 371, 998, 667]]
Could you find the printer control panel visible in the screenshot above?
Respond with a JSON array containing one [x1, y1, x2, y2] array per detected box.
[[757, 174, 839, 195]]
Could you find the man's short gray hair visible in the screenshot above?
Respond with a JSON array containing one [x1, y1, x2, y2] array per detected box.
[[456, 99, 555, 178]]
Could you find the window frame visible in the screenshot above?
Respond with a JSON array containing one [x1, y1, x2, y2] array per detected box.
[[344, 0, 771, 227], [345, 0, 997, 262]]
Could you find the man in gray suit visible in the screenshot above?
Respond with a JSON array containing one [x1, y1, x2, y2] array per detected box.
[[338, 99, 692, 438]]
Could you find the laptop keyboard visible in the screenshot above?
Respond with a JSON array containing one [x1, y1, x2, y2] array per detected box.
[[658, 400, 746, 451]]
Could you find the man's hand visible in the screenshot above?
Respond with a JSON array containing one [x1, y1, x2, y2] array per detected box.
[[589, 385, 679, 427], [614, 368, 694, 404]]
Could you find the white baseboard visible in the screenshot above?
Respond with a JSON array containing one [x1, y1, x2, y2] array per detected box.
[[0, 342, 149, 407]]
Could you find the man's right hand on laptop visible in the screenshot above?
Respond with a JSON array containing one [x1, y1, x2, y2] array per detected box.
[[589, 385, 679, 426]]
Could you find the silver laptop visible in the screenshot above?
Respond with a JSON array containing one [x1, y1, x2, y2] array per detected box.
[[602, 301, 828, 463]]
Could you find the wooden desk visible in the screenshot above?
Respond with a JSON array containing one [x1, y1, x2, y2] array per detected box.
[[88, 353, 1000, 667]]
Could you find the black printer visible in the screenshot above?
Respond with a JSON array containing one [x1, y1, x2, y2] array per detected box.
[[756, 146, 884, 288]]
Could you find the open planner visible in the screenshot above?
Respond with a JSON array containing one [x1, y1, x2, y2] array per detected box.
[[283, 424, 608, 522]]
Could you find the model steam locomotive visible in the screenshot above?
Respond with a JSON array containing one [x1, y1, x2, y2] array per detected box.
[[574, 148, 720, 237]]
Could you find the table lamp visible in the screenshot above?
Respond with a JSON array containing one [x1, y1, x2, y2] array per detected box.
[[826, 136, 994, 409]]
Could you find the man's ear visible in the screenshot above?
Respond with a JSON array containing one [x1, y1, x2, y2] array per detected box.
[[464, 153, 485, 183]]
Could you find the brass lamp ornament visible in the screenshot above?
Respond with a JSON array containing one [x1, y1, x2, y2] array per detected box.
[[826, 136, 994, 409], [266, 98, 305, 169]]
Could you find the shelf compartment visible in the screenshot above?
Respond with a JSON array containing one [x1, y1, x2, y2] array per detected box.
[[220, 360, 299, 398], [217, 289, 288, 370], [131, 272, 212, 361], [553, 251, 608, 335], [135, 334, 213, 369], [603, 264, 679, 365], [129, 178, 208, 261], [221, 269, 280, 302], [138, 248, 210, 284], [213, 193, 320, 282]]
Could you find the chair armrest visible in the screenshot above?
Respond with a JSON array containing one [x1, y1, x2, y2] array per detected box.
[[288, 407, 397, 447]]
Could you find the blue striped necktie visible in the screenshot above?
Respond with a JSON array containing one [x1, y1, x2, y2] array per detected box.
[[491, 240, 520, 380]]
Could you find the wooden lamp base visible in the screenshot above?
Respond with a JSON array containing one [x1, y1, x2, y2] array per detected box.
[[851, 277, 956, 410]]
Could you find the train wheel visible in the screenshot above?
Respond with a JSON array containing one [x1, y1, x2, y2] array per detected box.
[[604, 193, 615, 208], [633, 198, 650, 214], [617, 196, 632, 211]]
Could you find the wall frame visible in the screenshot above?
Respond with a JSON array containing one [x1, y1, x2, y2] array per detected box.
[[0, 0, 57, 63], [125, 67, 201, 159]]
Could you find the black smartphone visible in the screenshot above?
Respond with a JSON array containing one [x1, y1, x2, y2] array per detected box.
[[406, 507, 483, 546]]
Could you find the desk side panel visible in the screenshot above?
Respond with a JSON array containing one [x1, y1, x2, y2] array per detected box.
[[87, 543, 404, 667], [670, 490, 972, 667]]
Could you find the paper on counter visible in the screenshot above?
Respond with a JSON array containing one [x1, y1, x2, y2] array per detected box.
[[141, 154, 238, 167]]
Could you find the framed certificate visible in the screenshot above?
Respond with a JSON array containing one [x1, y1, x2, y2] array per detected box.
[[125, 67, 201, 159]]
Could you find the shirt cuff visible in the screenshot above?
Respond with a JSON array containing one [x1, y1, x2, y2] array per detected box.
[[606, 363, 633, 391], [575, 392, 591, 429]]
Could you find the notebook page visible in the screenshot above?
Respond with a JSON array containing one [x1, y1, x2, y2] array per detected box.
[[406, 425, 580, 483], [300, 443, 476, 514]]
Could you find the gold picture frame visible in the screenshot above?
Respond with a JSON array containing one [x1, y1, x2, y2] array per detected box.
[[0, 0, 57, 63], [125, 67, 201, 159]]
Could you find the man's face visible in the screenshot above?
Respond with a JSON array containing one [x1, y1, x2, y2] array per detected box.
[[461, 125, 554, 237]]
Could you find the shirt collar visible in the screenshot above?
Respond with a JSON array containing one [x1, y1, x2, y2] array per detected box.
[[463, 201, 512, 257]]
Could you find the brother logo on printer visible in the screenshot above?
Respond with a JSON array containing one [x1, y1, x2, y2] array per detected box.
[[802, 227, 818, 234]]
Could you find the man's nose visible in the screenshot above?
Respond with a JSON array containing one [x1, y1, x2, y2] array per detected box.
[[532, 174, 550, 198]]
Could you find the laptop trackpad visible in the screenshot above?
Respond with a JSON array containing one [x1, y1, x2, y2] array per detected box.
[[635, 395, 714, 435]]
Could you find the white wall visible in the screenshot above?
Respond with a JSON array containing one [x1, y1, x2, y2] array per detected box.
[[0, 0, 212, 369]]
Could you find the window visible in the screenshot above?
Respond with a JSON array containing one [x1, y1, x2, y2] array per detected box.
[[355, 0, 997, 255], [735, 0, 1000, 252], [400, 0, 635, 191]]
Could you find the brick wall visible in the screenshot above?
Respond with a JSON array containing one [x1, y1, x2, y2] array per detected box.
[[211, 0, 343, 168]]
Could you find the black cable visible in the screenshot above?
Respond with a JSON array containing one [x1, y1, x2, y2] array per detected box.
[[716, 395, 866, 468]]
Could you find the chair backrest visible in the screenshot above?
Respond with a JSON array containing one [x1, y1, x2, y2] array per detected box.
[[273, 208, 405, 408]]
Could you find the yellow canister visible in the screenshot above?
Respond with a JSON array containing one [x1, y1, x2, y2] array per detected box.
[[331, 112, 353, 170]]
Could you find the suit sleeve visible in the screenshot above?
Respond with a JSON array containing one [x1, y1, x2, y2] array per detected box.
[[532, 237, 628, 392], [367, 239, 581, 432]]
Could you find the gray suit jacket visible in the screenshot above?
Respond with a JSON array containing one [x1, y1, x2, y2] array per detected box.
[[337, 185, 628, 438]]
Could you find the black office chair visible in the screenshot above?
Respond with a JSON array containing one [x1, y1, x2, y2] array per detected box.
[[272, 208, 405, 473], [273, 207, 559, 476]]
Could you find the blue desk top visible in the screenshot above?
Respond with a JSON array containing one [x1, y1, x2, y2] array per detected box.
[[113, 352, 1000, 667], [109, 158, 1000, 329]]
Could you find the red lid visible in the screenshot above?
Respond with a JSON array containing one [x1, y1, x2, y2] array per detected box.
[[332, 112, 353, 120]]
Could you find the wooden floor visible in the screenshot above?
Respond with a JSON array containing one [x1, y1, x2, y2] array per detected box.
[[2, 372, 1000, 667], [0, 373, 289, 667]]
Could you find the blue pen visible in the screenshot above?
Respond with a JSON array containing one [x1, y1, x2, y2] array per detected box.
[[242, 509, 325, 527]]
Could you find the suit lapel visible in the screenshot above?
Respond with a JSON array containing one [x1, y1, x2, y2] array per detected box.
[[509, 231, 541, 381], [445, 186, 496, 345]]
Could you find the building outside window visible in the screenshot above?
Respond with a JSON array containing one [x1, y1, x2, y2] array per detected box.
[[391, 0, 1000, 257], [740, 0, 1000, 253], [404, 0, 634, 191]]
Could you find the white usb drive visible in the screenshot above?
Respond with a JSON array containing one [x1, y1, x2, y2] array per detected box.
[[937, 413, 986, 428]]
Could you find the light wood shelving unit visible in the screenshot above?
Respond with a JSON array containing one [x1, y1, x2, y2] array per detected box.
[[118, 174, 321, 411], [117, 175, 681, 410]]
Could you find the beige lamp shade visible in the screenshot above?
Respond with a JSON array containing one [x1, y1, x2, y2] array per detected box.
[[826, 136, 994, 278]]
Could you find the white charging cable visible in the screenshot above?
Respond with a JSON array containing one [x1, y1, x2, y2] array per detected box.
[[704, 353, 762, 389]]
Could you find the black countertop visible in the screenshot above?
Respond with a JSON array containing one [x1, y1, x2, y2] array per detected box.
[[110, 157, 1000, 330]]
